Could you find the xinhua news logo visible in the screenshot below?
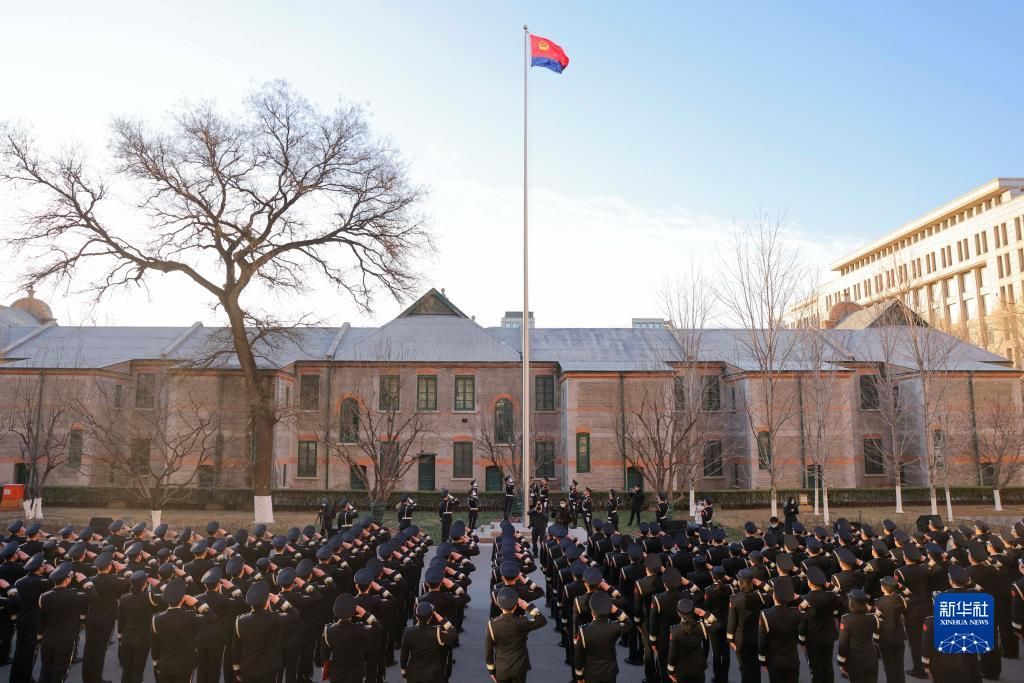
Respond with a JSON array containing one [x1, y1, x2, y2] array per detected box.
[[933, 593, 995, 654]]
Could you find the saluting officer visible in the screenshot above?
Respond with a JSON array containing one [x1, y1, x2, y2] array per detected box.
[[151, 578, 217, 683], [9, 552, 49, 683], [117, 570, 161, 683], [666, 599, 710, 683], [82, 551, 128, 683], [400, 600, 458, 683], [798, 566, 840, 683], [38, 562, 94, 683], [485, 587, 548, 682], [232, 581, 301, 683], [573, 590, 632, 683], [756, 578, 801, 683], [503, 477, 516, 521], [322, 594, 376, 683], [726, 569, 764, 683], [468, 482, 480, 531], [837, 589, 880, 683], [655, 493, 669, 527], [874, 575, 907, 683], [921, 565, 983, 683], [398, 496, 416, 531], [439, 490, 456, 542]]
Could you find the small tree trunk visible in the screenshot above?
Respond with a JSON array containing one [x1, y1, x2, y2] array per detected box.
[[929, 486, 938, 515], [895, 483, 904, 514], [822, 483, 830, 526], [32, 497, 43, 519], [152, 510, 162, 528], [993, 489, 1003, 512], [689, 487, 696, 517], [21, 499, 32, 518], [813, 480, 819, 516], [770, 487, 778, 519], [251, 404, 277, 524], [943, 484, 953, 522]]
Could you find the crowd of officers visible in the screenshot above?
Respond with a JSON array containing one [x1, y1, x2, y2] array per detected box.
[[0, 511, 486, 683], [533, 512, 1024, 683], [2, 500, 1024, 683]]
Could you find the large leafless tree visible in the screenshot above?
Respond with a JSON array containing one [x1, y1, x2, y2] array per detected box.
[[966, 397, 1024, 511], [718, 214, 803, 518], [0, 82, 431, 522]]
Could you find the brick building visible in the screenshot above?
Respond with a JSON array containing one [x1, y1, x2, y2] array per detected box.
[[0, 288, 1021, 498]]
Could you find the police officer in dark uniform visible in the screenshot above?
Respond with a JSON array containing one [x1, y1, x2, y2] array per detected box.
[[468, 482, 480, 531], [117, 569, 161, 683], [232, 581, 301, 683], [38, 562, 94, 683], [151, 578, 217, 683], [896, 544, 932, 679], [921, 565, 983, 683], [703, 566, 733, 683], [727, 568, 764, 683], [485, 586, 548, 682], [837, 589, 880, 683], [655, 493, 669, 527], [573, 590, 632, 683], [607, 490, 621, 532], [9, 552, 48, 683], [581, 489, 595, 536], [401, 600, 458, 683], [666, 599, 710, 683], [568, 481, 581, 528], [398, 496, 416, 531], [337, 501, 358, 533], [875, 575, 907, 683], [799, 565, 840, 683], [757, 578, 801, 683], [503, 477, 516, 521], [322, 594, 376, 683], [439, 490, 456, 542], [82, 551, 128, 683]]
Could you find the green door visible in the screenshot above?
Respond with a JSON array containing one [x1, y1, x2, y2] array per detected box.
[[626, 467, 643, 489], [418, 454, 435, 491], [485, 466, 503, 492], [13, 464, 28, 485]]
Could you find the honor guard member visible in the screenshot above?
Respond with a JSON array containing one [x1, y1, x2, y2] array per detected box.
[[655, 493, 670, 527], [38, 562, 93, 683], [337, 501, 358, 532], [1013, 557, 1024, 641], [896, 544, 932, 679], [921, 564, 983, 683], [322, 594, 376, 683], [837, 589, 880, 683], [9, 552, 49, 683], [117, 570, 161, 683], [727, 569, 765, 683], [581, 489, 595, 536], [666, 599, 710, 683], [468, 482, 480, 531], [0, 539, 24, 665], [704, 566, 733, 683], [628, 486, 644, 527], [232, 581, 301, 683], [401, 601, 458, 683], [398, 496, 416, 531], [573, 591, 632, 683], [650, 568, 691, 681], [540, 480, 550, 512], [82, 551, 128, 683], [196, 567, 245, 683], [569, 481, 581, 528], [527, 503, 547, 557], [965, 542, 1003, 680], [875, 576, 907, 683], [799, 565, 841, 683], [757, 578, 802, 683], [438, 490, 456, 542], [699, 498, 714, 527], [151, 578, 217, 683], [503, 476, 516, 521], [607, 490, 621, 531], [485, 587, 548, 682], [636, 553, 665, 683]]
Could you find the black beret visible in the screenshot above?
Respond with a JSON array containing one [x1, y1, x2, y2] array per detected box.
[[589, 590, 612, 617], [354, 568, 374, 586], [583, 567, 603, 586], [644, 554, 663, 572], [451, 521, 466, 537], [711, 566, 726, 577], [880, 576, 897, 589], [903, 545, 922, 563], [94, 552, 113, 570], [0, 542, 18, 560], [131, 570, 148, 585], [225, 556, 244, 576], [663, 568, 682, 589], [949, 564, 970, 586], [836, 549, 857, 566], [968, 542, 989, 562], [153, 524, 168, 537], [23, 553, 44, 572], [974, 520, 991, 533], [295, 559, 314, 579], [131, 522, 146, 535], [677, 598, 694, 615], [333, 593, 356, 619], [712, 527, 726, 541], [108, 520, 124, 532], [253, 524, 267, 537], [6, 521, 22, 534], [202, 567, 222, 586], [806, 566, 827, 587], [286, 528, 300, 543], [25, 523, 41, 536], [627, 543, 644, 560], [500, 562, 519, 579], [737, 569, 754, 581], [773, 577, 795, 603], [315, 546, 333, 561], [848, 589, 869, 605], [570, 561, 587, 577], [126, 541, 144, 557], [872, 540, 889, 555], [602, 522, 614, 535], [416, 601, 434, 619], [50, 562, 73, 583], [496, 587, 518, 611], [276, 568, 296, 587], [190, 540, 208, 555], [246, 581, 270, 607], [791, 521, 805, 533], [744, 522, 757, 533], [158, 563, 176, 579], [58, 525, 74, 537], [649, 523, 661, 535], [162, 579, 187, 605], [776, 554, 794, 572], [805, 538, 821, 552], [271, 536, 287, 549]]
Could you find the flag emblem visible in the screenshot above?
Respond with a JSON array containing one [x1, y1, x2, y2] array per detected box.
[[530, 34, 569, 74]]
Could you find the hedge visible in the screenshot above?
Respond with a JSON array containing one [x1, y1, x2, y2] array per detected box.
[[35, 485, 1024, 512]]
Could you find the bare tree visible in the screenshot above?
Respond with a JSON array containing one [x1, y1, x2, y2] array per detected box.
[[323, 359, 434, 510], [612, 377, 688, 498], [476, 402, 523, 483], [78, 376, 221, 527], [1, 368, 82, 519], [871, 349, 917, 514], [718, 214, 804, 518], [968, 397, 1024, 511], [659, 270, 719, 515], [795, 318, 846, 525], [0, 82, 431, 522]]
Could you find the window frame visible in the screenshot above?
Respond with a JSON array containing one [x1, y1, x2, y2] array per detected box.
[[452, 442, 473, 479], [702, 375, 722, 411], [379, 375, 401, 412], [68, 429, 83, 468], [339, 398, 360, 444], [350, 464, 368, 491], [135, 373, 155, 410], [575, 433, 590, 473], [535, 440, 555, 478], [297, 440, 318, 478], [299, 374, 321, 411], [703, 439, 724, 478], [454, 375, 476, 412], [859, 375, 881, 411], [756, 431, 772, 471], [535, 375, 556, 411], [494, 398, 514, 444], [863, 437, 884, 475], [416, 375, 438, 412]]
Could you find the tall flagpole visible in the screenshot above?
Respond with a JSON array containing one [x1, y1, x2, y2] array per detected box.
[[521, 24, 531, 521]]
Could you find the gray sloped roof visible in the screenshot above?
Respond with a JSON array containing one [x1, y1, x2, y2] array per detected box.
[[825, 327, 1010, 372], [337, 317, 520, 363]]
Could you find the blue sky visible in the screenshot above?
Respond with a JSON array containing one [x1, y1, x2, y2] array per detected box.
[[1, 3, 1021, 327]]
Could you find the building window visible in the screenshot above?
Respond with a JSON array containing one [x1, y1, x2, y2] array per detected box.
[[350, 464, 367, 491], [703, 440, 723, 477], [197, 464, 216, 487], [702, 376, 721, 411], [535, 441, 555, 478], [113, 385, 123, 410], [576, 433, 590, 473], [68, 429, 83, 468], [932, 430, 946, 467], [299, 375, 320, 411], [130, 438, 151, 471], [485, 466, 503, 492], [297, 441, 317, 478], [379, 441, 399, 479], [863, 437, 884, 475], [417, 454, 435, 491], [453, 442, 473, 479], [979, 462, 995, 487], [340, 398, 359, 443], [730, 386, 737, 412], [454, 376, 475, 411], [416, 375, 437, 411], [379, 375, 400, 411], [135, 374, 155, 409], [673, 377, 686, 412], [859, 375, 880, 410], [535, 376, 555, 411], [757, 432, 772, 471], [494, 399, 514, 444]]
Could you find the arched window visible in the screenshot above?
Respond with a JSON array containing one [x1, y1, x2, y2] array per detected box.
[[340, 398, 359, 443], [494, 398, 514, 444]]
